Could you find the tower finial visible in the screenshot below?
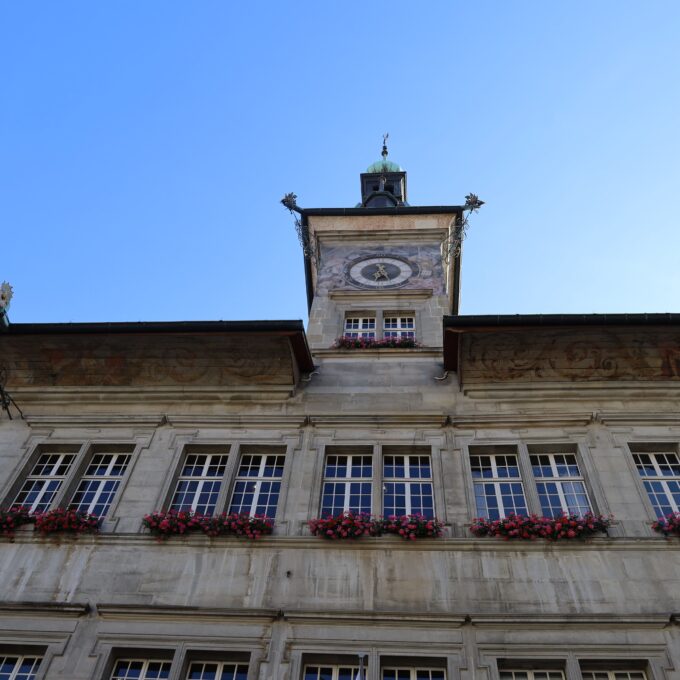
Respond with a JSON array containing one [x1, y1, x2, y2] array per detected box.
[[381, 132, 389, 160]]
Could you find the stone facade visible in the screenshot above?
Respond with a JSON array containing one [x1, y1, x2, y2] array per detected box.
[[0, 165, 679, 680]]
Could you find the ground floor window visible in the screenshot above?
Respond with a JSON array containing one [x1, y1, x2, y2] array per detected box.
[[111, 659, 172, 679], [383, 669, 445, 680], [581, 672, 646, 680], [304, 666, 361, 680], [186, 662, 248, 679], [0, 655, 43, 680], [499, 671, 564, 680]]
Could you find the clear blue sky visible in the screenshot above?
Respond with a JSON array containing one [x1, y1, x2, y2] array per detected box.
[[3, 2, 680, 323]]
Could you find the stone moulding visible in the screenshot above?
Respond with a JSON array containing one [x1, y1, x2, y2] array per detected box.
[[0, 601, 90, 617], [6, 532, 680, 552]]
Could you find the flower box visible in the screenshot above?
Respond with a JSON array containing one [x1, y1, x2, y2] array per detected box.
[[201, 513, 274, 539], [651, 512, 680, 537], [33, 508, 101, 536], [382, 514, 444, 540], [469, 513, 612, 541], [142, 509, 274, 540], [308, 512, 381, 539], [333, 337, 420, 350], [142, 509, 205, 539], [308, 512, 445, 540], [0, 506, 33, 539]]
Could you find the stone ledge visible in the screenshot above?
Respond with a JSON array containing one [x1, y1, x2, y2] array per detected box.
[[7, 533, 678, 552]]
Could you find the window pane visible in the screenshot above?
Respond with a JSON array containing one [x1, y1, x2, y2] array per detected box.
[[14, 452, 77, 512], [633, 450, 680, 516], [70, 452, 132, 517], [229, 453, 284, 517], [170, 453, 228, 515]]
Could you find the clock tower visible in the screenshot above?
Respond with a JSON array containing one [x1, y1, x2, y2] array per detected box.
[[293, 143, 465, 355]]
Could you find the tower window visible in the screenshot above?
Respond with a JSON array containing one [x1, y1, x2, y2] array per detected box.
[[384, 316, 415, 339], [344, 316, 376, 339]]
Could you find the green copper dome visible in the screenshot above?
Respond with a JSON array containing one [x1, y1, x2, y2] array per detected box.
[[366, 159, 402, 173]]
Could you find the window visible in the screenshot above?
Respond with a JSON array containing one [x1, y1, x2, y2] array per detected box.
[[530, 452, 591, 517], [470, 451, 528, 519], [170, 450, 229, 515], [0, 655, 43, 680], [111, 659, 171, 679], [383, 454, 434, 517], [13, 451, 77, 512], [229, 452, 285, 517], [69, 452, 132, 516], [187, 662, 248, 680], [499, 673, 564, 680], [344, 317, 376, 339], [321, 452, 372, 516], [304, 667, 361, 680], [632, 450, 680, 517], [581, 672, 646, 680], [383, 669, 445, 680], [383, 316, 415, 339]]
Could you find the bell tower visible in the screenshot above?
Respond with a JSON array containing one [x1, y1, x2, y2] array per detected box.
[[359, 135, 408, 208], [286, 142, 466, 355]]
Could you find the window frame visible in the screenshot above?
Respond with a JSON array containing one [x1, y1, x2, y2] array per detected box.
[[529, 451, 592, 517], [464, 441, 603, 522], [3, 439, 140, 529], [343, 315, 377, 339], [158, 440, 293, 528], [382, 313, 416, 339], [341, 310, 419, 343], [228, 448, 287, 519], [109, 658, 173, 680], [381, 667, 446, 680], [168, 448, 231, 516], [629, 445, 680, 518], [316, 444, 440, 521], [382, 452, 435, 518], [0, 653, 44, 680], [468, 446, 529, 520]]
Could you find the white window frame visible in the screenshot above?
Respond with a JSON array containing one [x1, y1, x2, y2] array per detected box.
[[343, 316, 376, 339], [382, 453, 434, 517], [13, 451, 78, 512], [0, 654, 43, 680], [228, 452, 285, 518], [303, 665, 362, 680], [581, 671, 647, 680], [110, 658, 172, 680], [320, 453, 373, 516], [470, 452, 529, 518], [383, 315, 415, 339], [185, 660, 249, 679], [382, 667, 446, 680], [632, 450, 680, 516], [499, 672, 565, 680], [68, 452, 132, 517], [170, 451, 230, 515], [530, 452, 592, 517]]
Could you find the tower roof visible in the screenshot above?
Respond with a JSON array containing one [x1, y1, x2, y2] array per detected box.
[[366, 158, 403, 173]]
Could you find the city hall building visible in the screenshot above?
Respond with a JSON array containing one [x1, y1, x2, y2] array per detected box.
[[1, 149, 680, 680]]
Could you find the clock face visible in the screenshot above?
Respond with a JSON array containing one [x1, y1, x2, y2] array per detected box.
[[345, 255, 417, 289]]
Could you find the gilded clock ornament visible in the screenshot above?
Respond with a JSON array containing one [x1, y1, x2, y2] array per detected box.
[[345, 255, 418, 289]]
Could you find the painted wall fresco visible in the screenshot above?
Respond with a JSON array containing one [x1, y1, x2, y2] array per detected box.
[[0, 334, 294, 387], [462, 329, 680, 382]]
